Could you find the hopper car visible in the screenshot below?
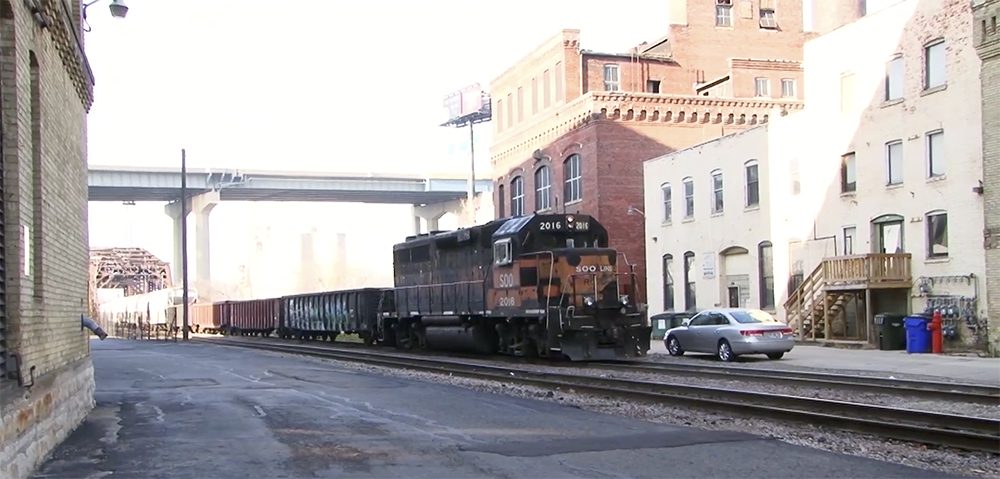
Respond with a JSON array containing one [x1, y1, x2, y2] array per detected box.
[[97, 287, 198, 335], [188, 213, 652, 361]]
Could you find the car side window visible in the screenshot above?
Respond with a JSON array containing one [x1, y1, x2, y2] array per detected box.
[[689, 313, 710, 326], [713, 313, 732, 325]]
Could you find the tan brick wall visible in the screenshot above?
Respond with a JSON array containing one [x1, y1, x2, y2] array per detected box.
[[0, 0, 96, 478], [974, 0, 1000, 356]]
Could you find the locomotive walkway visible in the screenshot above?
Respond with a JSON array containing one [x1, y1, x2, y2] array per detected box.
[[32, 340, 972, 479]]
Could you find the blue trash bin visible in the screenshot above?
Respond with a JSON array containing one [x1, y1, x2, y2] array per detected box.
[[904, 316, 931, 354]]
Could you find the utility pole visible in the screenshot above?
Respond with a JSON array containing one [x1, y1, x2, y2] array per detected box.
[[180, 149, 190, 340]]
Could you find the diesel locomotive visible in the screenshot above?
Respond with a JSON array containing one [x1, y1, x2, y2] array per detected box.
[[380, 213, 651, 360], [175, 213, 651, 361]]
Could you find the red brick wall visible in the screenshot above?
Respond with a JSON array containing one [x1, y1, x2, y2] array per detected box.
[[581, 55, 687, 94]]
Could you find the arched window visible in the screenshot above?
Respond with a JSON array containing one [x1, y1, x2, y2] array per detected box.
[[683, 251, 697, 311], [564, 154, 582, 204], [661, 183, 672, 223], [745, 160, 759, 207], [662, 254, 674, 311], [510, 177, 524, 216], [535, 166, 551, 211], [710, 169, 724, 213], [758, 241, 774, 309]]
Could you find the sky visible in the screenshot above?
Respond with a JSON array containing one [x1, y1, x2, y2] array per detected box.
[[84, 0, 670, 295]]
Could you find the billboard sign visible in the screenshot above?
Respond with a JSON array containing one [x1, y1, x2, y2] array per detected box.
[[443, 83, 484, 122]]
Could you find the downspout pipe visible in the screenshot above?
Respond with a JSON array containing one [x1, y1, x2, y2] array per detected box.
[[82, 315, 108, 340]]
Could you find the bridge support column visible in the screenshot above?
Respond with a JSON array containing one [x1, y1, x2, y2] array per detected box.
[[163, 191, 221, 296], [412, 199, 467, 235]]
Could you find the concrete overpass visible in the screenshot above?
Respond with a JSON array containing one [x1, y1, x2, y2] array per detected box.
[[88, 165, 493, 294]]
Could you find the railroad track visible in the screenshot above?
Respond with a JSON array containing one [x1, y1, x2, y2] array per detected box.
[[194, 337, 1000, 454]]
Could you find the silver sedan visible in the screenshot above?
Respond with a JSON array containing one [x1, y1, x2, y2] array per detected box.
[[663, 308, 794, 362]]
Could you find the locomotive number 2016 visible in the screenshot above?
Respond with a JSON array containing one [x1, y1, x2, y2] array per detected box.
[[539, 221, 563, 231], [497, 273, 516, 288], [498, 296, 517, 307]]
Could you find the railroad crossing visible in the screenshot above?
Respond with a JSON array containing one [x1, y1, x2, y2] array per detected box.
[[88, 165, 493, 289]]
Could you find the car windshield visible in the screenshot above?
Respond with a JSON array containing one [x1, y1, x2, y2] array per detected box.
[[730, 310, 778, 324]]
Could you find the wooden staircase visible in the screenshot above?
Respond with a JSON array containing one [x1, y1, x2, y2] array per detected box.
[[784, 254, 912, 340]]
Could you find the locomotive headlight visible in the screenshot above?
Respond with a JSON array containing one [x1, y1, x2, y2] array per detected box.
[[619, 295, 629, 305], [584, 296, 596, 307], [566, 215, 574, 224]]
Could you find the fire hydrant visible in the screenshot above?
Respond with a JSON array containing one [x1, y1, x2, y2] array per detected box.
[[928, 311, 943, 354]]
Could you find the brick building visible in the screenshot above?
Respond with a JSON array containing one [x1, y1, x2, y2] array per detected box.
[[974, 0, 1000, 355], [488, 0, 828, 301], [0, 1, 96, 478]]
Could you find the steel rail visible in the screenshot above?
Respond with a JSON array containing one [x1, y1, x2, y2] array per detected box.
[[590, 360, 1000, 404], [194, 337, 1000, 454]]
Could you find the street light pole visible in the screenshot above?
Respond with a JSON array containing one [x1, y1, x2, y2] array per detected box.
[[180, 148, 190, 340]]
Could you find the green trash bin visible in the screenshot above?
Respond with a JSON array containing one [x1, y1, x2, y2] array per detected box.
[[650, 312, 692, 340], [874, 313, 907, 351]]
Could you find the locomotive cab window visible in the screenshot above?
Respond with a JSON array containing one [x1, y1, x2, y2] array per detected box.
[[493, 238, 513, 266]]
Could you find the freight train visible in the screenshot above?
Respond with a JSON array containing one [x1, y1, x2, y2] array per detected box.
[[96, 287, 198, 335], [189, 213, 652, 361]]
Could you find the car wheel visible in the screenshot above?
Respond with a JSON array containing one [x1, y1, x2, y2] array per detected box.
[[666, 336, 684, 356], [766, 352, 784, 360], [717, 340, 736, 362]]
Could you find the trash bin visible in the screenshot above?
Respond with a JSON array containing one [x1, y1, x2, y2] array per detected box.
[[874, 313, 907, 351], [650, 312, 692, 340], [904, 315, 932, 354]]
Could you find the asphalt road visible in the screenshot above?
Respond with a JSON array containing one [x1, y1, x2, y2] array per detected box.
[[33, 339, 970, 479]]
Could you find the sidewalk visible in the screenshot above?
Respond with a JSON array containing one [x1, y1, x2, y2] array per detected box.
[[647, 341, 1000, 386]]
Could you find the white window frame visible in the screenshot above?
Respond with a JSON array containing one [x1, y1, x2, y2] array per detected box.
[[754, 77, 769, 97], [744, 160, 759, 207], [886, 140, 904, 186], [924, 40, 946, 90], [510, 177, 524, 216], [603, 64, 619, 91], [759, 9, 777, 29], [683, 177, 695, 218], [885, 56, 904, 101], [716, 2, 732, 26], [780, 78, 795, 98], [563, 154, 582, 204], [661, 183, 672, 223], [493, 238, 513, 266], [534, 166, 552, 212], [711, 170, 724, 213], [927, 130, 945, 177], [925, 210, 948, 259]]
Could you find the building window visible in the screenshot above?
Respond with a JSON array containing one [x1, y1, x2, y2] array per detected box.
[[754, 77, 769, 97], [840, 72, 855, 112], [927, 130, 944, 177], [759, 9, 777, 29], [531, 77, 538, 115], [563, 154, 582, 204], [661, 183, 672, 223], [543, 69, 551, 108], [662, 254, 675, 311], [885, 56, 904, 101], [758, 241, 774, 310], [534, 166, 551, 212], [554, 62, 563, 103], [872, 214, 904, 254], [926, 211, 948, 258], [498, 184, 506, 218], [711, 170, 724, 213], [745, 161, 759, 207], [716, 1, 732, 26], [924, 40, 946, 90], [506, 92, 513, 129], [843, 226, 856, 255], [780, 78, 795, 98], [886, 140, 903, 185], [647, 80, 661, 93], [510, 176, 524, 216], [683, 251, 697, 311], [603, 64, 619, 91], [841, 153, 856, 192], [790, 157, 801, 196], [496, 99, 503, 131], [683, 177, 694, 218], [516, 87, 524, 123]]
